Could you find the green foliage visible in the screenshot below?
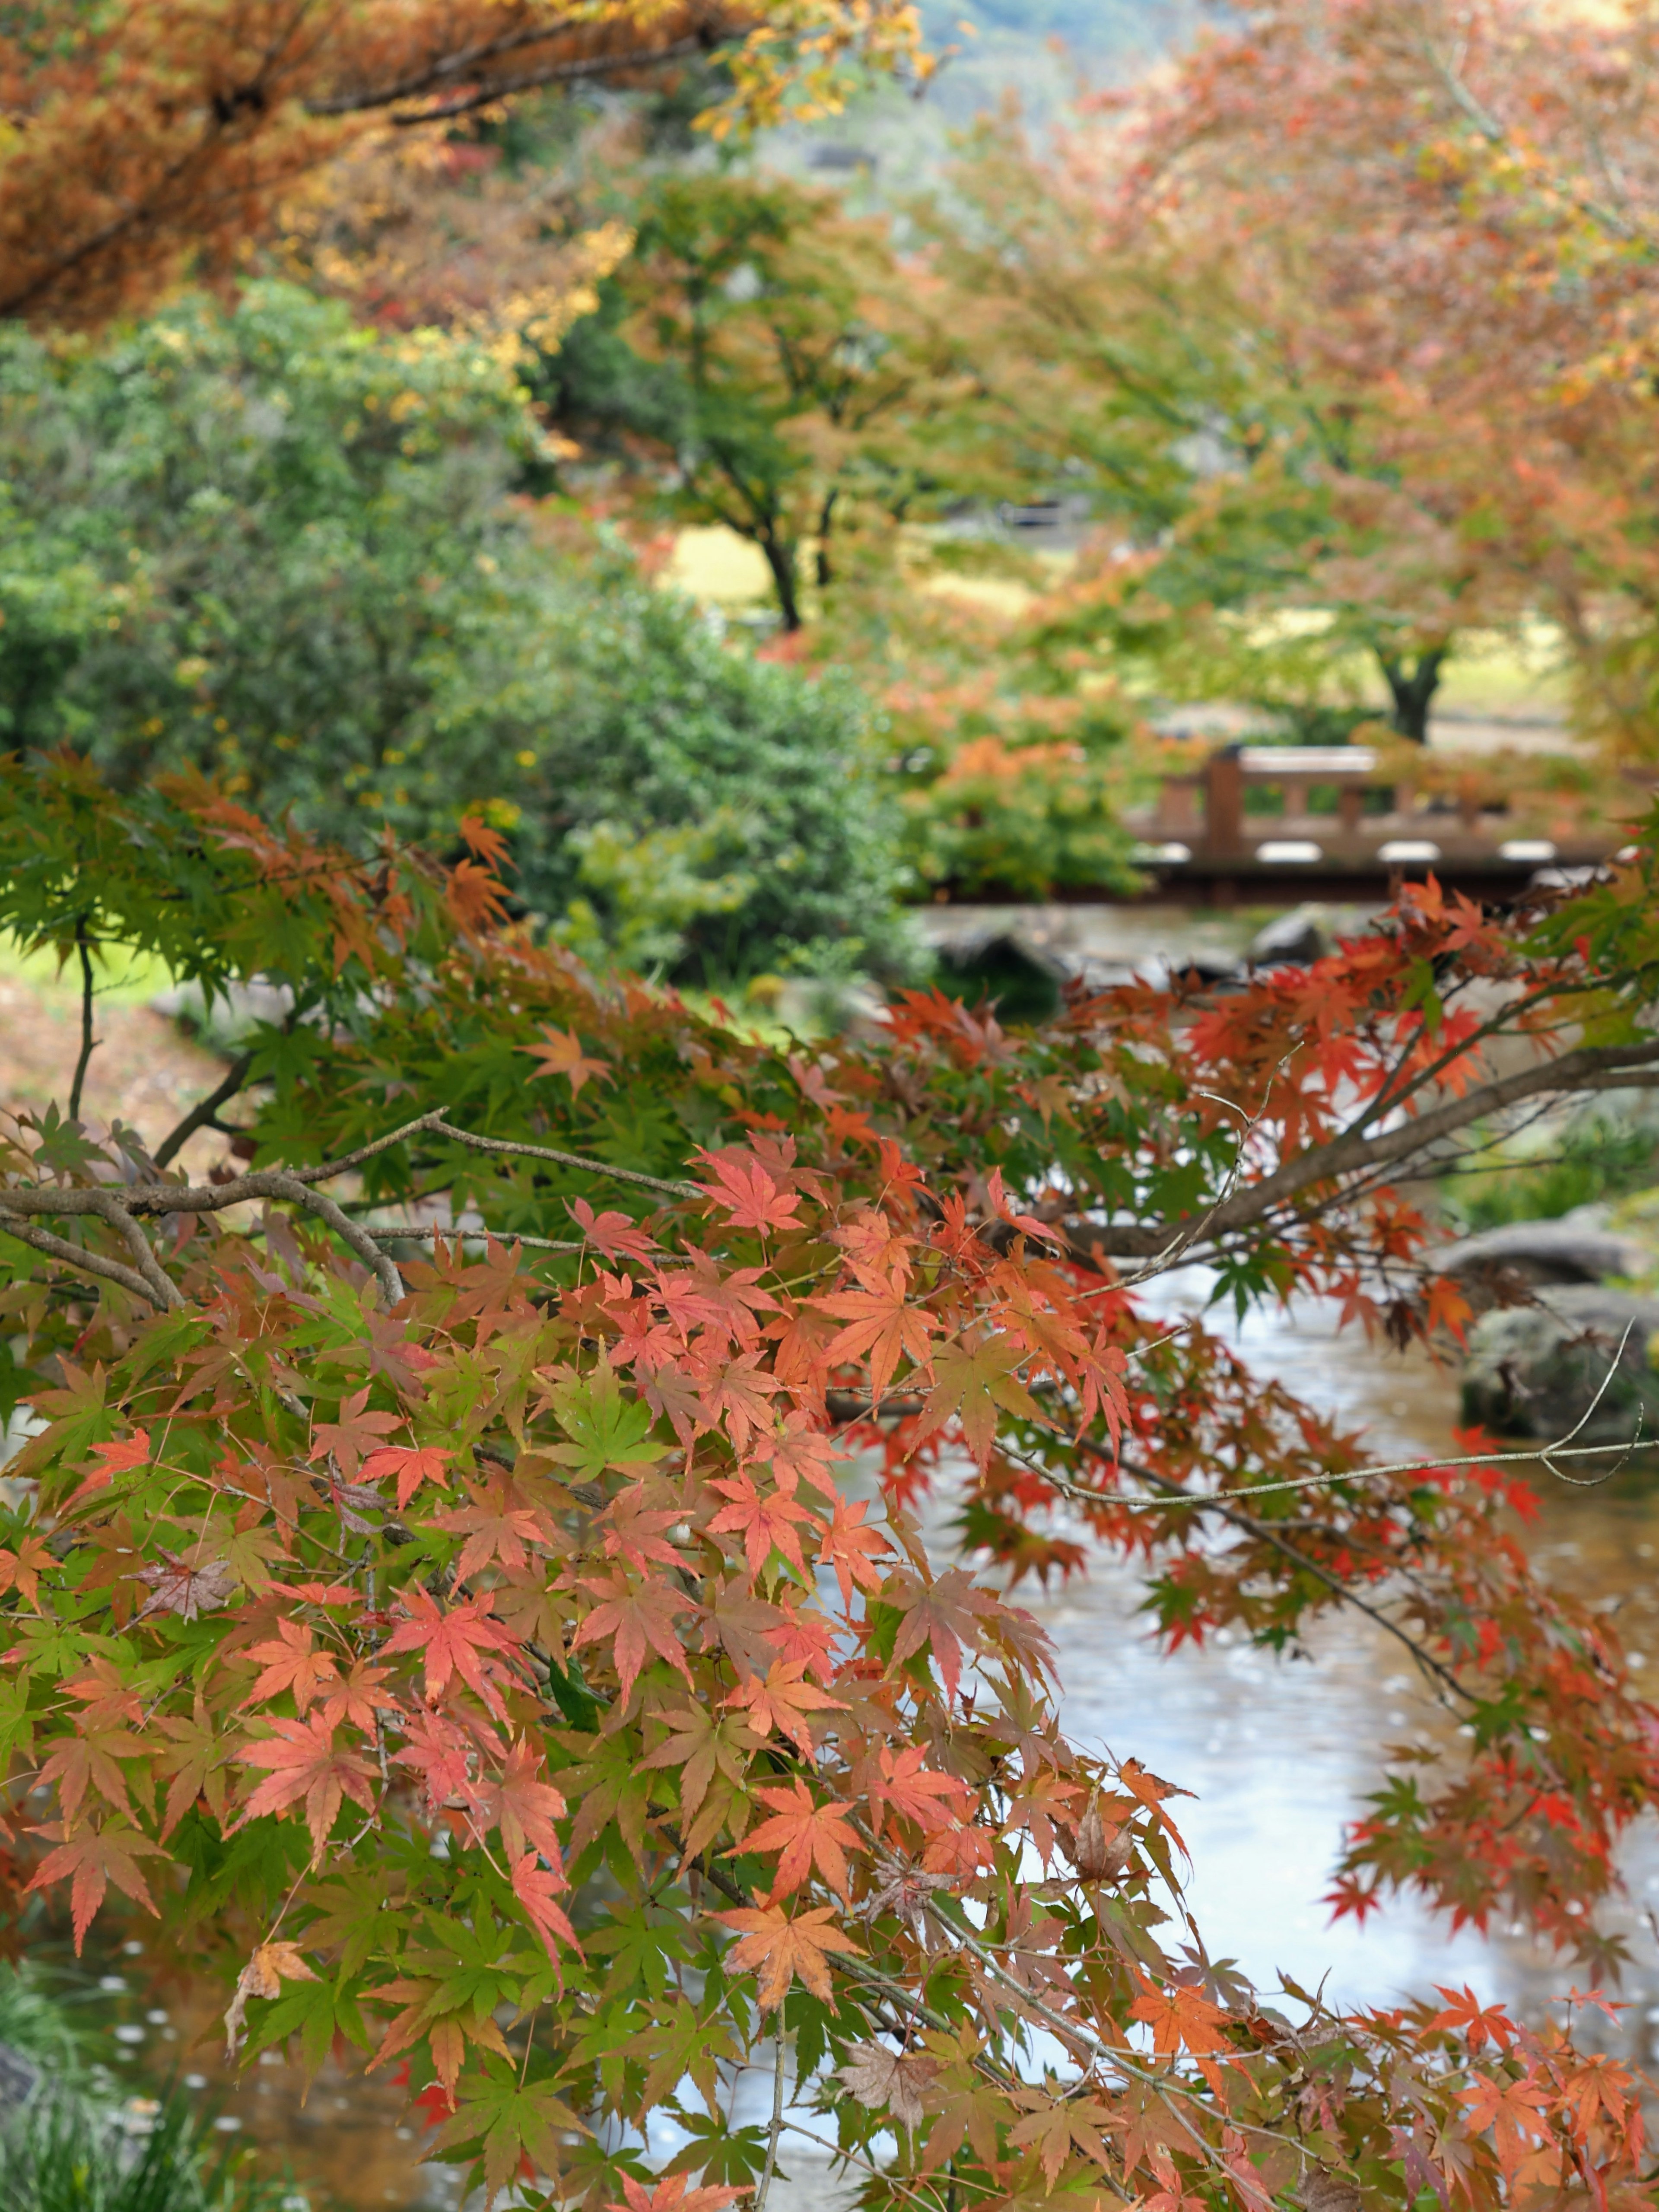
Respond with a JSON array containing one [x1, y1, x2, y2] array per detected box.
[[898, 733, 1142, 898], [0, 283, 913, 985], [1441, 1095, 1659, 1235]]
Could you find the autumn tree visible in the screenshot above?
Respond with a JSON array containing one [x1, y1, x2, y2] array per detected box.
[[0, 0, 930, 331], [539, 170, 1006, 629], [933, 0, 1659, 746], [0, 752, 1657, 2205]]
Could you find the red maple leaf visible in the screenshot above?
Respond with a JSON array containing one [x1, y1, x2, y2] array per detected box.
[[470, 1739, 567, 1867], [65, 1427, 152, 1512], [724, 1659, 842, 1763], [868, 1745, 972, 1834], [610, 2173, 748, 2212], [567, 1198, 657, 1262], [25, 1821, 167, 1951], [693, 1148, 804, 1234], [382, 1589, 515, 1714], [242, 1620, 340, 1714], [572, 1569, 697, 1703], [236, 1715, 378, 1859], [707, 1468, 816, 1579], [817, 1493, 889, 1609], [511, 1850, 577, 1963], [744, 1780, 863, 1901], [360, 1444, 453, 1512], [308, 1387, 400, 1480]]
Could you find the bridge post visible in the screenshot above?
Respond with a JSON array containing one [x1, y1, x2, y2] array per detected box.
[[1205, 744, 1245, 858]]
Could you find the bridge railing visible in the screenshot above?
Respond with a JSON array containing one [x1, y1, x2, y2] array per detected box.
[[1138, 743, 1634, 881]]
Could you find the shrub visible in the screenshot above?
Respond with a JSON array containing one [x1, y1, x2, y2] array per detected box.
[[0, 285, 914, 985]]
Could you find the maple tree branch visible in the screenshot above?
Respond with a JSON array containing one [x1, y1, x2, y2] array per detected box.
[[381, 35, 711, 125], [0, 1208, 167, 1309], [67, 916, 97, 1126], [1070, 1038, 1659, 1260], [153, 1051, 254, 1170]]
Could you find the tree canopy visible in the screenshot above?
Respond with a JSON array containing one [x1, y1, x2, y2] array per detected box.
[[0, 757, 1656, 2204]]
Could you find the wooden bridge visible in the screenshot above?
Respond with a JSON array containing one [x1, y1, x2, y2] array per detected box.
[[1125, 744, 1640, 903]]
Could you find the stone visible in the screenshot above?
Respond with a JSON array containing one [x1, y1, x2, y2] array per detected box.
[[1459, 1283, 1659, 1445], [1433, 1216, 1654, 1311], [1248, 906, 1331, 969]]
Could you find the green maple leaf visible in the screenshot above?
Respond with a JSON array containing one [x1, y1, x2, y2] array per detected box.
[[920, 1333, 1039, 1467], [432, 2062, 582, 2202], [547, 1359, 665, 1483]]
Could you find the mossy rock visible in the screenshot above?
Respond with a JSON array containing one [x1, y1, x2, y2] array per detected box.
[[1460, 1283, 1659, 1445]]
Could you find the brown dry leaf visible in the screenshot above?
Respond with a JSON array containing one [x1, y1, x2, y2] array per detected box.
[[838, 2040, 941, 2130], [1074, 1798, 1132, 1885], [223, 1939, 318, 2055], [136, 1555, 237, 1622], [1303, 2174, 1363, 2212]]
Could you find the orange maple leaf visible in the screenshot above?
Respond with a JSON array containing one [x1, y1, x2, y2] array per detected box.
[[572, 1569, 697, 1703], [382, 1588, 515, 1713], [715, 1901, 861, 2007], [360, 1443, 453, 1512], [241, 1619, 340, 1715], [522, 1025, 610, 1100], [26, 1820, 167, 1951], [724, 1659, 842, 1762], [744, 1779, 864, 1900], [693, 1148, 804, 1234], [236, 1714, 378, 1860], [814, 1271, 938, 1403]]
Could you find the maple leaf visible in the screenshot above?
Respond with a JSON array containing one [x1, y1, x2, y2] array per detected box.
[[572, 1568, 696, 1704], [1428, 1983, 1517, 2054], [723, 1659, 841, 1763], [918, 1332, 1039, 1467], [0, 1533, 54, 1606], [744, 1779, 863, 1901], [360, 1443, 453, 1512], [693, 1147, 804, 1234], [715, 1902, 861, 2008], [223, 1939, 318, 2056], [522, 1023, 610, 1099], [382, 1589, 515, 1714], [135, 1552, 237, 1622], [817, 1493, 889, 1610], [814, 1273, 938, 1403], [839, 2040, 941, 2129], [64, 1427, 152, 1513], [511, 1850, 577, 1964], [868, 1746, 971, 1835], [640, 1702, 760, 1827], [469, 1738, 567, 1866], [26, 1821, 167, 1951], [236, 1714, 378, 1861], [242, 1620, 341, 1714], [547, 1359, 667, 1483], [393, 1707, 478, 1814], [568, 1198, 657, 1262], [707, 1468, 816, 1579], [316, 1659, 401, 1732], [888, 1568, 997, 1702], [697, 1354, 785, 1457], [610, 2174, 747, 2212], [308, 1386, 400, 1479], [1008, 2093, 1117, 2189], [434, 1478, 552, 1578], [154, 1696, 232, 1839]]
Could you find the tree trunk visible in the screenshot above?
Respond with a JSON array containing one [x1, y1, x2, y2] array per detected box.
[[1378, 644, 1448, 744], [760, 532, 802, 631], [815, 486, 839, 590]]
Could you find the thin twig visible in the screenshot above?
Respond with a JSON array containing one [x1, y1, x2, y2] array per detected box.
[[0, 1209, 163, 1307], [754, 2029, 788, 2212]]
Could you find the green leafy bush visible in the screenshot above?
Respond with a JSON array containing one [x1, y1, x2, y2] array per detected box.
[[899, 733, 1141, 897], [0, 284, 914, 985]]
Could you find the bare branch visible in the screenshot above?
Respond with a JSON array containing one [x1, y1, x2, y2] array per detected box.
[[0, 1209, 168, 1309], [67, 918, 97, 1126], [153, 1051, 254, 1171]]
